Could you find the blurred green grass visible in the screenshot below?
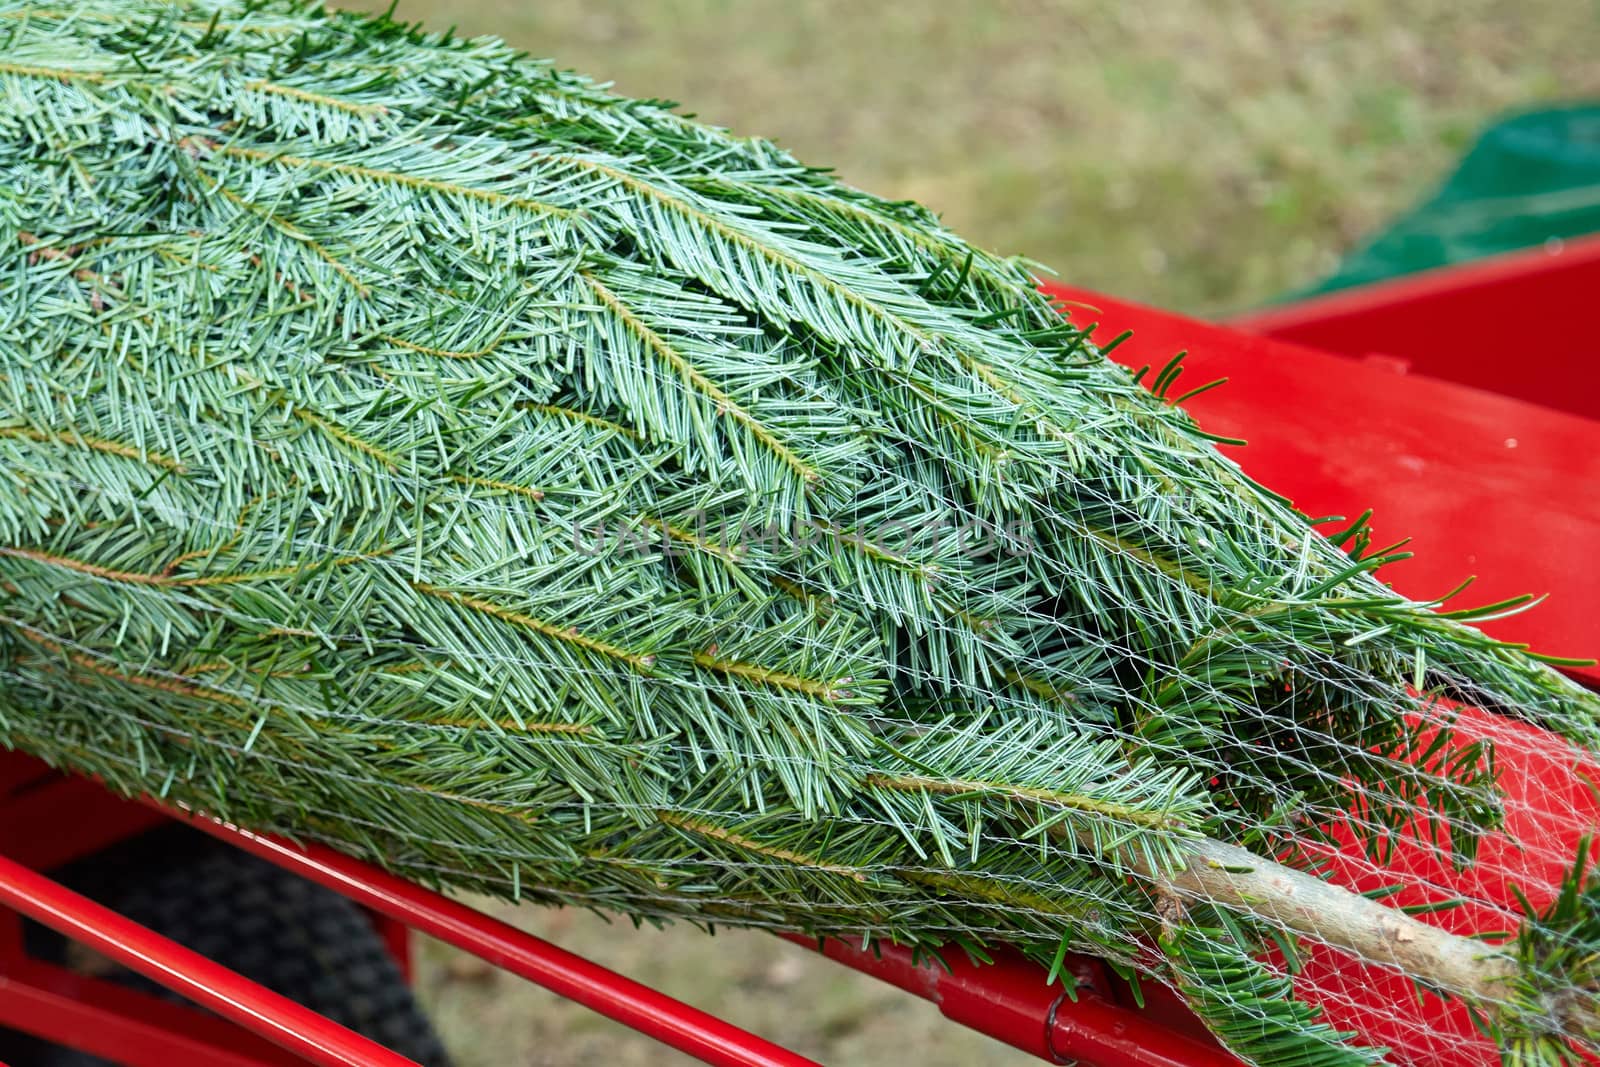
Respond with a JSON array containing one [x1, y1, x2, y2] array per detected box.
[[334, 1, 1600, 1062], [346, 0, 1600, 317]]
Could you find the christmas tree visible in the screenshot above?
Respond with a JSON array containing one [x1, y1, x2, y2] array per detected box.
[[2, 3, 1597, 1062]]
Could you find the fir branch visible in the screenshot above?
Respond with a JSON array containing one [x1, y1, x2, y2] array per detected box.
[[0, 425, 185, 472], [0, 545, 381, 587], [524, 402, 645, 440], [865, 772, 1186, 830], [0, 60, 104, 81], [216, 143, 577, 219], [244, 78, 386, 116], [379, 330, 508, 360], [691, 650, 851, 703], [656, 811, 869, 883], [579, 270, 820, 486], [413, 582, 658, 673], [196, 171, 371, 297]]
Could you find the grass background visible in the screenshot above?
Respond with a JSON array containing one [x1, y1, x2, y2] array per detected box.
[[332, 1, 1600, 1062]]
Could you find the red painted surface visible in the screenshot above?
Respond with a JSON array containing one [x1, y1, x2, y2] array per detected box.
[[367, 909, 414, 985], [1227, 233, 1600, 421], [0, 851, 417, 1066], [0, 773, 168, 871], [1042, 284, 1600, 685], [0, 753, 51, 799], [0, 958, 305, 1067]]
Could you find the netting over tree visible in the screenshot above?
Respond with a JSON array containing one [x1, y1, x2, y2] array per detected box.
[[1, 4, 1598, 1064]]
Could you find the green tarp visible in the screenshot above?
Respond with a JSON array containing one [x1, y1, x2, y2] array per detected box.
[[1297, 103, 1600, 297]]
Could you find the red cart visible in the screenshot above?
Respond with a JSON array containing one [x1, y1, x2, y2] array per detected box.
[[3, 234, 1599, 1067]]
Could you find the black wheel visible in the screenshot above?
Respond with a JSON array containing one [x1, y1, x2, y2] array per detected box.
[[0, 825, 451, 1066]]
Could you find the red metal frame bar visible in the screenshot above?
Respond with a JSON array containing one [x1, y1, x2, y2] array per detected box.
[[787, 934, 1237, 1066], [148, 801, 821, 1067], [0, 760, 821, 1067], [0, 949, 306, 1067], [0, 760, 415, 995], [366, 907, 413, 984], [0, 851, 418, 1067]]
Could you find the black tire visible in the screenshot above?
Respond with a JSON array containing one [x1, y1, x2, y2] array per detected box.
[[0, 826, 451, 1066]]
